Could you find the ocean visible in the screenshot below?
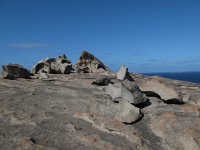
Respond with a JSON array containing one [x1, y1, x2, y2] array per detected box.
[[143, 72, 200, 84]]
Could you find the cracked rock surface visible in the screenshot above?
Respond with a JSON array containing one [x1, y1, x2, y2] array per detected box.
[[0, 72, 200, 150]]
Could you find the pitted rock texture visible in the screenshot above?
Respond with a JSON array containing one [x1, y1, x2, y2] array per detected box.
[[32, 54, 73, 74], [75, 51, 109, 73]]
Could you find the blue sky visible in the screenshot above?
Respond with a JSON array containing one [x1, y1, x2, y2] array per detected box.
[[0, 0, 200, 73]]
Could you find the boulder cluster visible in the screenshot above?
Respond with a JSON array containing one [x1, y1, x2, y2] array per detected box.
[[0, 50, 109, 80], [93, 65, 146, 123]]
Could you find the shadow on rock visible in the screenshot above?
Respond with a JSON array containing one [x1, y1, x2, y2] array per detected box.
[[164, 99, 185, 105], [142, 91, 161, 99], [133, 99, 152, 109], [124, 112, 144, 125]]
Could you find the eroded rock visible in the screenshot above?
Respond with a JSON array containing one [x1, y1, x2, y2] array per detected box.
[[1, 64, 31, 79], [105, 81, 146, 104], [75, 50, 109, 73], [138, 79, 183, 102], [117, 65, 133, 81], [32, 54, 73, 74]]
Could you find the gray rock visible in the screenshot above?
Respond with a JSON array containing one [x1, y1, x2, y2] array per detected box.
[[122, 79, 146, 104], [117, 65, 133, 81], [138, 79, 183, 102], [115, 100, 142, 123], [105, 81, 146, 104], [2, 64, 31, 79], [105, 83, 123, 100], [92, 76, 115, 86], [75, 50, 109, 73], [32, 55, 73, 74]]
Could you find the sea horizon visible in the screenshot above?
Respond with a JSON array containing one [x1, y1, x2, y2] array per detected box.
[[142, 71, 200, 83]]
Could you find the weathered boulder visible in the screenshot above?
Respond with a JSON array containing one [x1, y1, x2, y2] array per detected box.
[[32, 55, 73, 74], [138, 79, 183, 102], [115, 99, 142, 123], [117, 65, 133, 81], [1, 64, 31, 79], [105, 81, 146, 104], [122, 79, 146, 104], [75, 50, 109, 73]]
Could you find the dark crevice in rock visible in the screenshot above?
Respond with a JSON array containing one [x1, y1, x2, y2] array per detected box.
[[30, 138, 37, 144], [164, 99, 185, 105], [143, 91, 161, 99], [133, 99, 152, 109], [124, 112, 144, 125]]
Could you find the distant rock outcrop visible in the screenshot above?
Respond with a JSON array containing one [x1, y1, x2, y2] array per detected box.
[[0, 64, 31, 79], [32, 55, 73, 74], [75, 50, 109, 73]]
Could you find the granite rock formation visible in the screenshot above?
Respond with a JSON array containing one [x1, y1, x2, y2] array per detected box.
[[32, 54, 73, 74], [75, 50, 109, 73], [0, 64, 31, 79]]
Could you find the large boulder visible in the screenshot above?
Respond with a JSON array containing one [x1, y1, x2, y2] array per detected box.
[[32, 55, 73, 74], [117, 65, 134, 81], [1, 64, 31, 79], [138, 79, 183, 102], [122, 79, 146, 104], [115, 99, 142, 123], [105, 81, 146, 104], [75, 50, 109, 73]]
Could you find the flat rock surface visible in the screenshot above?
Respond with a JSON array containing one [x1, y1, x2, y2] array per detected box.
[[0, 73, 200, 150]]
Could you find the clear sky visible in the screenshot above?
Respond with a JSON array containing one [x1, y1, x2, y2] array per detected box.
[[0, 0, 200, 73]]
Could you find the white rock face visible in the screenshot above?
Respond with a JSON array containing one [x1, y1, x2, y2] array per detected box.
[[117, 65, 134, 81], [39, 73, 49, 79], [75, 50, 109, 73], [115, 100, 142, 123]]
